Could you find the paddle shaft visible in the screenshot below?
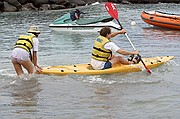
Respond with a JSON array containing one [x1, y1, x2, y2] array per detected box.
[[105, 2, 152, 73], [116, 18, 151, 73], [116, 19, 151, 73], [116, 20, 136, 50]]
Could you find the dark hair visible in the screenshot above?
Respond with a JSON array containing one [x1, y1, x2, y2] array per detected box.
[[100, 27, 111, 37], [75, 9, 80, 14]]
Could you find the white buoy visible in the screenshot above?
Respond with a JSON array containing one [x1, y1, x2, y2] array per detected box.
[[131, 21, 136, 26], [91, 2, 100, 5]]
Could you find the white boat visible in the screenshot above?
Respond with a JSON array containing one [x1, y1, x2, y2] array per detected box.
[[49, 13, 121, 32]]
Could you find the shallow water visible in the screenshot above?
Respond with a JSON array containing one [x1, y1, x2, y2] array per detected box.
[[0, 3, 180, 119]]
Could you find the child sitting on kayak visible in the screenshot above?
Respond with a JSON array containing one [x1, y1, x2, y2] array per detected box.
[[91, 27, 141, 70]]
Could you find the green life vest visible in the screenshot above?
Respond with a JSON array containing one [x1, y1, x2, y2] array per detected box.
[[92, 35, 112, 62]]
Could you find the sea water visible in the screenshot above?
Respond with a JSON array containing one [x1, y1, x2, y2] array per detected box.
[[0, 3, 180, 119]]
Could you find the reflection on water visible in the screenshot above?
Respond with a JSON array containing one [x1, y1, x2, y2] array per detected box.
[[9, 78, 41, 113], [94, 87, 111, 94], [142, 27, 180, 40]]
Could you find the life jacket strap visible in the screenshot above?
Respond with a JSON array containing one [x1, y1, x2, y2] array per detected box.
[[17, 38, 33, 48], [92, 53, 109, 59], [93, 46, 111, 53]]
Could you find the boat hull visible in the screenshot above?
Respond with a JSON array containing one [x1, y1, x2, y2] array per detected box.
[[49, 21, 120, 32], [40, 56, 174, 76], [49, 13, 121, 32], [141, 11, 180, 30]]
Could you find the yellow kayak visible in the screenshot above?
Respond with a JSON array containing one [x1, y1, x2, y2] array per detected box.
[[40, 56, 174, 76]]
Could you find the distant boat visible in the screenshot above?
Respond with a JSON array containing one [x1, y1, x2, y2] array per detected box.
[[141, 11, 180, 30], [49, 13, 121, 32]]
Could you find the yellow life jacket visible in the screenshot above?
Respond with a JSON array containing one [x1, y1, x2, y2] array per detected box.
[[92, 35, 112, 62], [14, 33, 35, 53]]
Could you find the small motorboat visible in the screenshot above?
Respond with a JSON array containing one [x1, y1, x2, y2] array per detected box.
[[141, 11, 180, 30], [49, 13, 121, 32]]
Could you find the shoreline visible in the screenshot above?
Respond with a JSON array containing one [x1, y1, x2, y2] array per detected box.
[[0, 0, 179, 12]]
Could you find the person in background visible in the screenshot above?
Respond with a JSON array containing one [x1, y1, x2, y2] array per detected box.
[[70, 9, 82, 21], [91, 27, 141, 70], [11, 26, 42, 78]]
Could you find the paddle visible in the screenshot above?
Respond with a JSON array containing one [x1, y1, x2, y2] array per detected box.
[[105, 2, 152, 73]]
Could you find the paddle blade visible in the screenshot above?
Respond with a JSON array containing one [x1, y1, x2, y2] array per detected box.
[[138, 55, 151, 73], [141, 60, 152, 73], [144, 65, 152, 73], [105, 2, 118, 20]]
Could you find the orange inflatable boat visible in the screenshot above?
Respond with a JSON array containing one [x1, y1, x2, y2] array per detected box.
[[141, 11, 180, 30]]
